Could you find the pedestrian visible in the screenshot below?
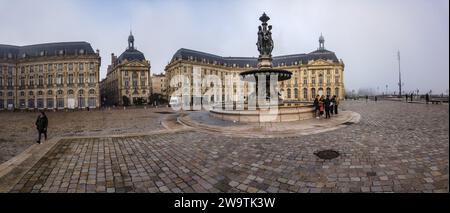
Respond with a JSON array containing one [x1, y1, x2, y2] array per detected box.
[[374, 96, 378, 102], [319, 95, 325, 117], [313, 95, 320, 118], [425, 93, 430, 104], [334, 95, 339, 114], [324, 95, 331, 119], [405, 94, 408, 102], [365, 95, 368, 102], [330, 95, 335, 115], [410, 93, 413, 102], [35, 111, 48, 144]]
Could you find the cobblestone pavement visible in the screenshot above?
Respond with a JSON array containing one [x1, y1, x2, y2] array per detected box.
[[9, 101, 449, 193]]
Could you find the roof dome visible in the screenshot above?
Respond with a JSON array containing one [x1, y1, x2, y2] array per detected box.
[[117, 48, 146, 62], [117, 31, 146, 62]]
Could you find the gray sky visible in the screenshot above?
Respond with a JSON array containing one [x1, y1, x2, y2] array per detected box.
[[1, 0, 448, 94]]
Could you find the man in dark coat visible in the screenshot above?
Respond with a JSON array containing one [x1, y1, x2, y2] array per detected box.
[[425, 93, 430, 104], [324, 95, 331, 119], [35, 111, 48, 144], [313, 95, 320, 118]]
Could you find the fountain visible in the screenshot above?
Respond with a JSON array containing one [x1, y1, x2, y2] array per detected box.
[[209, 13, 315, 123]]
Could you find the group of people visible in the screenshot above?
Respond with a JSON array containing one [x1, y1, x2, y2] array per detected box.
[[313, 95, 339, 119]]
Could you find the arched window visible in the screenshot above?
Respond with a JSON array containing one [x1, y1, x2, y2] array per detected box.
[[287, 88, 291, 99], [68, 89, 74, 95], [303, 88, 308, 100], [294, 88, 299, 99], [29, 91, 34, 96], [89, 89, 96, 95], [326, 88, 331, 97], [38, 91, 43, 96], [319, 74, 323, 85], [47, 90, 53, 95], [311, 88, 316, 98], [78, 89, 84, 96], [57, 90, 63, 95]]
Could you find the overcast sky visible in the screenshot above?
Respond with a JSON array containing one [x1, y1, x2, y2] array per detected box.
[[1, 0, 448, 94]]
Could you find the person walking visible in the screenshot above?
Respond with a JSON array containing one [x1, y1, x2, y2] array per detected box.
[[330, 95, 335, 115], [313, 95, 320, 118], [365, 95, 368, 102], [405, 94, 408, 102], [425, 93, 430, 104], [410, 93, 413, 102], [374, 95, 378, 102], [324, 95, 331, 119], [319, 95, 325, 118], [35, 111, 48, 144], [334, 95, 339, 114]]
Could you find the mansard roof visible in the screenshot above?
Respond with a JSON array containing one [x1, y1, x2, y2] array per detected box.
[[0, 42, 96, 60], [170, 48, 339, 68]]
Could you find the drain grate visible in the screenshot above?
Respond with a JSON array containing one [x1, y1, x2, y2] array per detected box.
[[155, 111, 174, 114], [342, 122, 354, 125], [314, 150, 340, 160]]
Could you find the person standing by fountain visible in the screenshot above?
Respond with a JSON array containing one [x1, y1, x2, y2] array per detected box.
[[319, 95, 325, 117], [334, 95, 339, 114], [314, 95, 320, 119], [325, 95, 331, 119]]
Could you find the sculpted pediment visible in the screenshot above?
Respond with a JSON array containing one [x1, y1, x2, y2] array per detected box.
[[308, 59, 333, 66]]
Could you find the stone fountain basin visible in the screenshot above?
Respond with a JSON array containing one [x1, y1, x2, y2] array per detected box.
[[210, 103, 314, 123]]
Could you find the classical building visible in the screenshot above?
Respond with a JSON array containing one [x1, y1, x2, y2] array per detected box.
[[151, 73, 167, 96], [0, 42, 101, 110], [101, 32, 151, 106], [165, 35, 345, 103]]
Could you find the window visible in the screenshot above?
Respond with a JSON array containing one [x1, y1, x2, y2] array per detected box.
[[47, 99, 54, 109], [327, 70, 330, 75], [20, 91, 25, 96], [37, 99, 44, 108], [311, 77, 316, 85], [287, 88, 291, 99], [39, 65, 43, 72], [89, 63, 94, 70], [88, 89, 95, 95], [57, 64, 63, 71], [0, 99, 4, 109], [57, 98, 64, 108], [78, 89, 84, 95], [68, 63, 73, 71], [21, 67, 25, 74], [294, 88, 299, 99], [28, 99, 35, 108], [132, 79, 137, 87], [47, 75, 53, 85], [326, 88, 331, 96], [319, 74, 323, 84], [125, 80, 129, 87], [57, 74, 63, 85], [78, 74, 84, 84], [335, 88, 340, 97], [20, 77, 25, 86], [57, 90, 63, 95], [68, 74, 74, 84], [30, 66, 34, 73], [47, 90, 53, 95], [303, 88, 308, 99], [68, 89, 74, 95], [7, 77, 12, 86], [311, 88, 316, 98], [48, 64, 53, 72], [141, 79, 146, 86], [29, 76, 34, 86], [0, 77, 2, 87], [8, 66, 13, 75], [89, 73, 95, 83], [88, 97, 96, 107], [79, 63, 84, 71], [38, 91, 43, 96], [303, 77, 307, 85], [125, 71, 128, 76], [335, 75, 340, 84], [38, 76, 43, 86], [29, 91, 34, 96]]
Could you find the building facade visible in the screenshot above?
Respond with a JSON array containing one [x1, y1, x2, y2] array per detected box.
[[0, 42, 101, 110], [165, 35, 345, 103], [101, 32, 151, 106], [151, 73, 167, 96]]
